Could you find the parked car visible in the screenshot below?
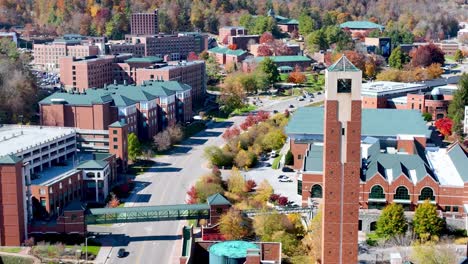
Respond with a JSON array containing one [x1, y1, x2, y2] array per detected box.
[[270, 150, 278, 158], [117, 248, 126, 258], [282, 167, 294, 172], [279, 177, 293, 182], [277, 175, 288, 179], [289, 104, 294, 108], [273, 110, 278, 114], [317, 91, 322, 95], [264, 162, 272, 167], [297, 97, 304, 101]]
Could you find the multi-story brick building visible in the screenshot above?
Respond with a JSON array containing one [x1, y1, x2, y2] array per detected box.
[[208, 46, 248, 65], [59, 55, 206, 105], [40, 81, 192, 140], [218, 26, 248, 43], [123, 33, 208, 60], [228, 35, 260, 50], [362, 81, 458, 120], [131, 9, 159, 35], [339, 21, 384, 38], [0, 124, 128, 245], [107, 42, 146, 57], [33, 35, 103, 71]]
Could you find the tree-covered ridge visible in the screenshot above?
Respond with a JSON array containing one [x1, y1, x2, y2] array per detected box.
[[0, 0, 465, 39]]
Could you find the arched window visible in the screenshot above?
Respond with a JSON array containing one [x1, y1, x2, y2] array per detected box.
[[86, 172, 95, 178], [311, 184, 323, 198], [369, 185, 385, 199], [418, 187, 435, 201], [394, 186, 410, 200]]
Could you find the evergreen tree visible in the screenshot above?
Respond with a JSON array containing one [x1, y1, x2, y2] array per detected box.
[[375, 203, 408, 240], [448, 74, 468, 134], [389, 46, 405, 69], [127, 133, 142, 162], [258, 57, 280, 85], [298, 13, 315, 36], [413, 200, 444, 239]]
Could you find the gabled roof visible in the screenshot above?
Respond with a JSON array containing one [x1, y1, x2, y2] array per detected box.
[[286, 107, 430, 138], [208, 46, 247, 56], [447, 143, 468, 182], [340, 21, 384, 30], [303, 144, 323, 172], [0, 154, 22, 164], [77, 160, 108, 170], [328, 55, 360, 72], [207, 193, 231, 206], [277, 18, 299, 25], [111, 94, 137, 107]]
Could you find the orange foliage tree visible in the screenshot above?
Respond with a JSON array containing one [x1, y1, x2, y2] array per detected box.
[[434, 117, 453, 137], [287, 67, 307, 84]]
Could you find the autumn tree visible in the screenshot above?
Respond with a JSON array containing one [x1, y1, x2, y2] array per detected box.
[[302, 207, 322, 262], [426, 63, 444, 79], [153, 130, 172, 152], [204, 146, 234, 167], [413, 200, 444, 240], [454, 49, 464, 63], [253, 212, 286, 241], [434, 117, 453, 137], [219, 209, 250, 240], [411, 241, 457, 264], [259, 32, 274, 44], [287, 68, 307, 84], [410, 43, 445, 67], [107, 193, 120, 208], [234, 149, 257, 168], [218, 74, 246, 112], [227, 44, 237, 50], [167, 125, 184, 144], [375, 203, 408, 240], [128, 133, 141, 162], [187, 52, 199, 61], [262, 130, 286, 151], [448, 74, 468, 134], [257, 45, 273, 56], [253, 179, 274, 204], [194, 174, 224, 203]]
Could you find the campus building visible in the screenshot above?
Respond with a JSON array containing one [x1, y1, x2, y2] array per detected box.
[[286, 75, 468, 225], [339, 21, 384, 38], [122, 33, 209, 61], [218, 26, 248, 43], [267, 9, 299, 34], [242, 55, 312, 72], [33, 35, 106, 71], [131, 9, 159, 35], [39, 80, 192, 140], [0, 124, 128, 245], [59, 55, 205, 105], [208, 46, 248, 65], [362, 81, 457, 120]]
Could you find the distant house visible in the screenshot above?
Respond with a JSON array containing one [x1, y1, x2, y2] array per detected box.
[[340, 21, 384, 38], [267, 9, 299, 33]]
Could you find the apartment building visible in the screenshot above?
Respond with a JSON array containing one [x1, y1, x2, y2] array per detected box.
[[107, 42, 146, 57], [131, 9, 159, 35], [218, 26, 248, 43], [0, 124, 128, 245], [59, 55, 206, 105], [40, 81, 192, 140]]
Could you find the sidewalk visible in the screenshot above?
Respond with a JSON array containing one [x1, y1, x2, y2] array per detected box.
[[94, 246, 112, 264]]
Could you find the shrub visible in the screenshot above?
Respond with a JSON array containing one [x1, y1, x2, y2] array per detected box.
[[244, 179, 257, 192], [285, 150, 294, 165], [278, 196, 288, 206], [269, 194, 280, 203]]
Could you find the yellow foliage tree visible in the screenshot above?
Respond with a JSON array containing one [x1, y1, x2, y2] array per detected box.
[[219, 209, 250, 240]]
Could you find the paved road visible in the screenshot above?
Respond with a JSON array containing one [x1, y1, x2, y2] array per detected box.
[[89, 95, 322, 264]]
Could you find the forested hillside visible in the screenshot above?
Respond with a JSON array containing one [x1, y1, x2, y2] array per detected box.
[[0, 0, 466, 40]]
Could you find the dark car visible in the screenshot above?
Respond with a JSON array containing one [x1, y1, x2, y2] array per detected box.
[[273, 110, 278, 114], [317, 91, 322, 95], [289, 104, 294, 108], [265, 162, 272, 167], [117, 248, 126, 258], [282, 167, 294, 172]]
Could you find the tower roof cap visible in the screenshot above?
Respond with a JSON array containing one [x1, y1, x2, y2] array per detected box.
[[327, 55, 360, 72]]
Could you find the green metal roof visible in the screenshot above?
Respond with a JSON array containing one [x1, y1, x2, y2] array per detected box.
[[207, 193, 231, 205], [109, 121, 126, 128], [286, 107, 430, 138], [88, 203, 210, 215], [278, 18, 299, 25], [209, 241, 259, 258], [303, 145, 323, 172], [0, 155, 22, 164], [77, 160, 108, 170], [208, 46, 246, 56], [125, 56, 163, 63], [253, 56, 312, 63], [448, 143, 468, 182], [40, 80, 187, 106], [328, 55, 360, 72], [340, 21, 384, 30]]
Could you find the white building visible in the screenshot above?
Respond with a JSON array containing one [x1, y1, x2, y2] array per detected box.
[[464, 106, 468, 134]]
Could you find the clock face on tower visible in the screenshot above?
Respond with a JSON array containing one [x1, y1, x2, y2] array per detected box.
[[337, 78, 352, 93]]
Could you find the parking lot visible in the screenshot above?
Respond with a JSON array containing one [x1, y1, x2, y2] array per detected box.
[[221, 158, 302, 205]]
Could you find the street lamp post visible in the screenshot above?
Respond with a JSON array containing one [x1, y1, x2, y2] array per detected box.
[[85, 235, 96, 263]]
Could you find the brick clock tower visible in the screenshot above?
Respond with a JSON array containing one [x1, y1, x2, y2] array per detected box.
[[321, 56, 362, 264]]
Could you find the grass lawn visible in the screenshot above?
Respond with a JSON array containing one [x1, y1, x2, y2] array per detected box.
[[128, 160, 156, 175], [0, 247, 22, 253], [272, 154, 283, 170], [230, 105, 257, 116], [64, 245, 101, 256], [306, 101, 324, 107]]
